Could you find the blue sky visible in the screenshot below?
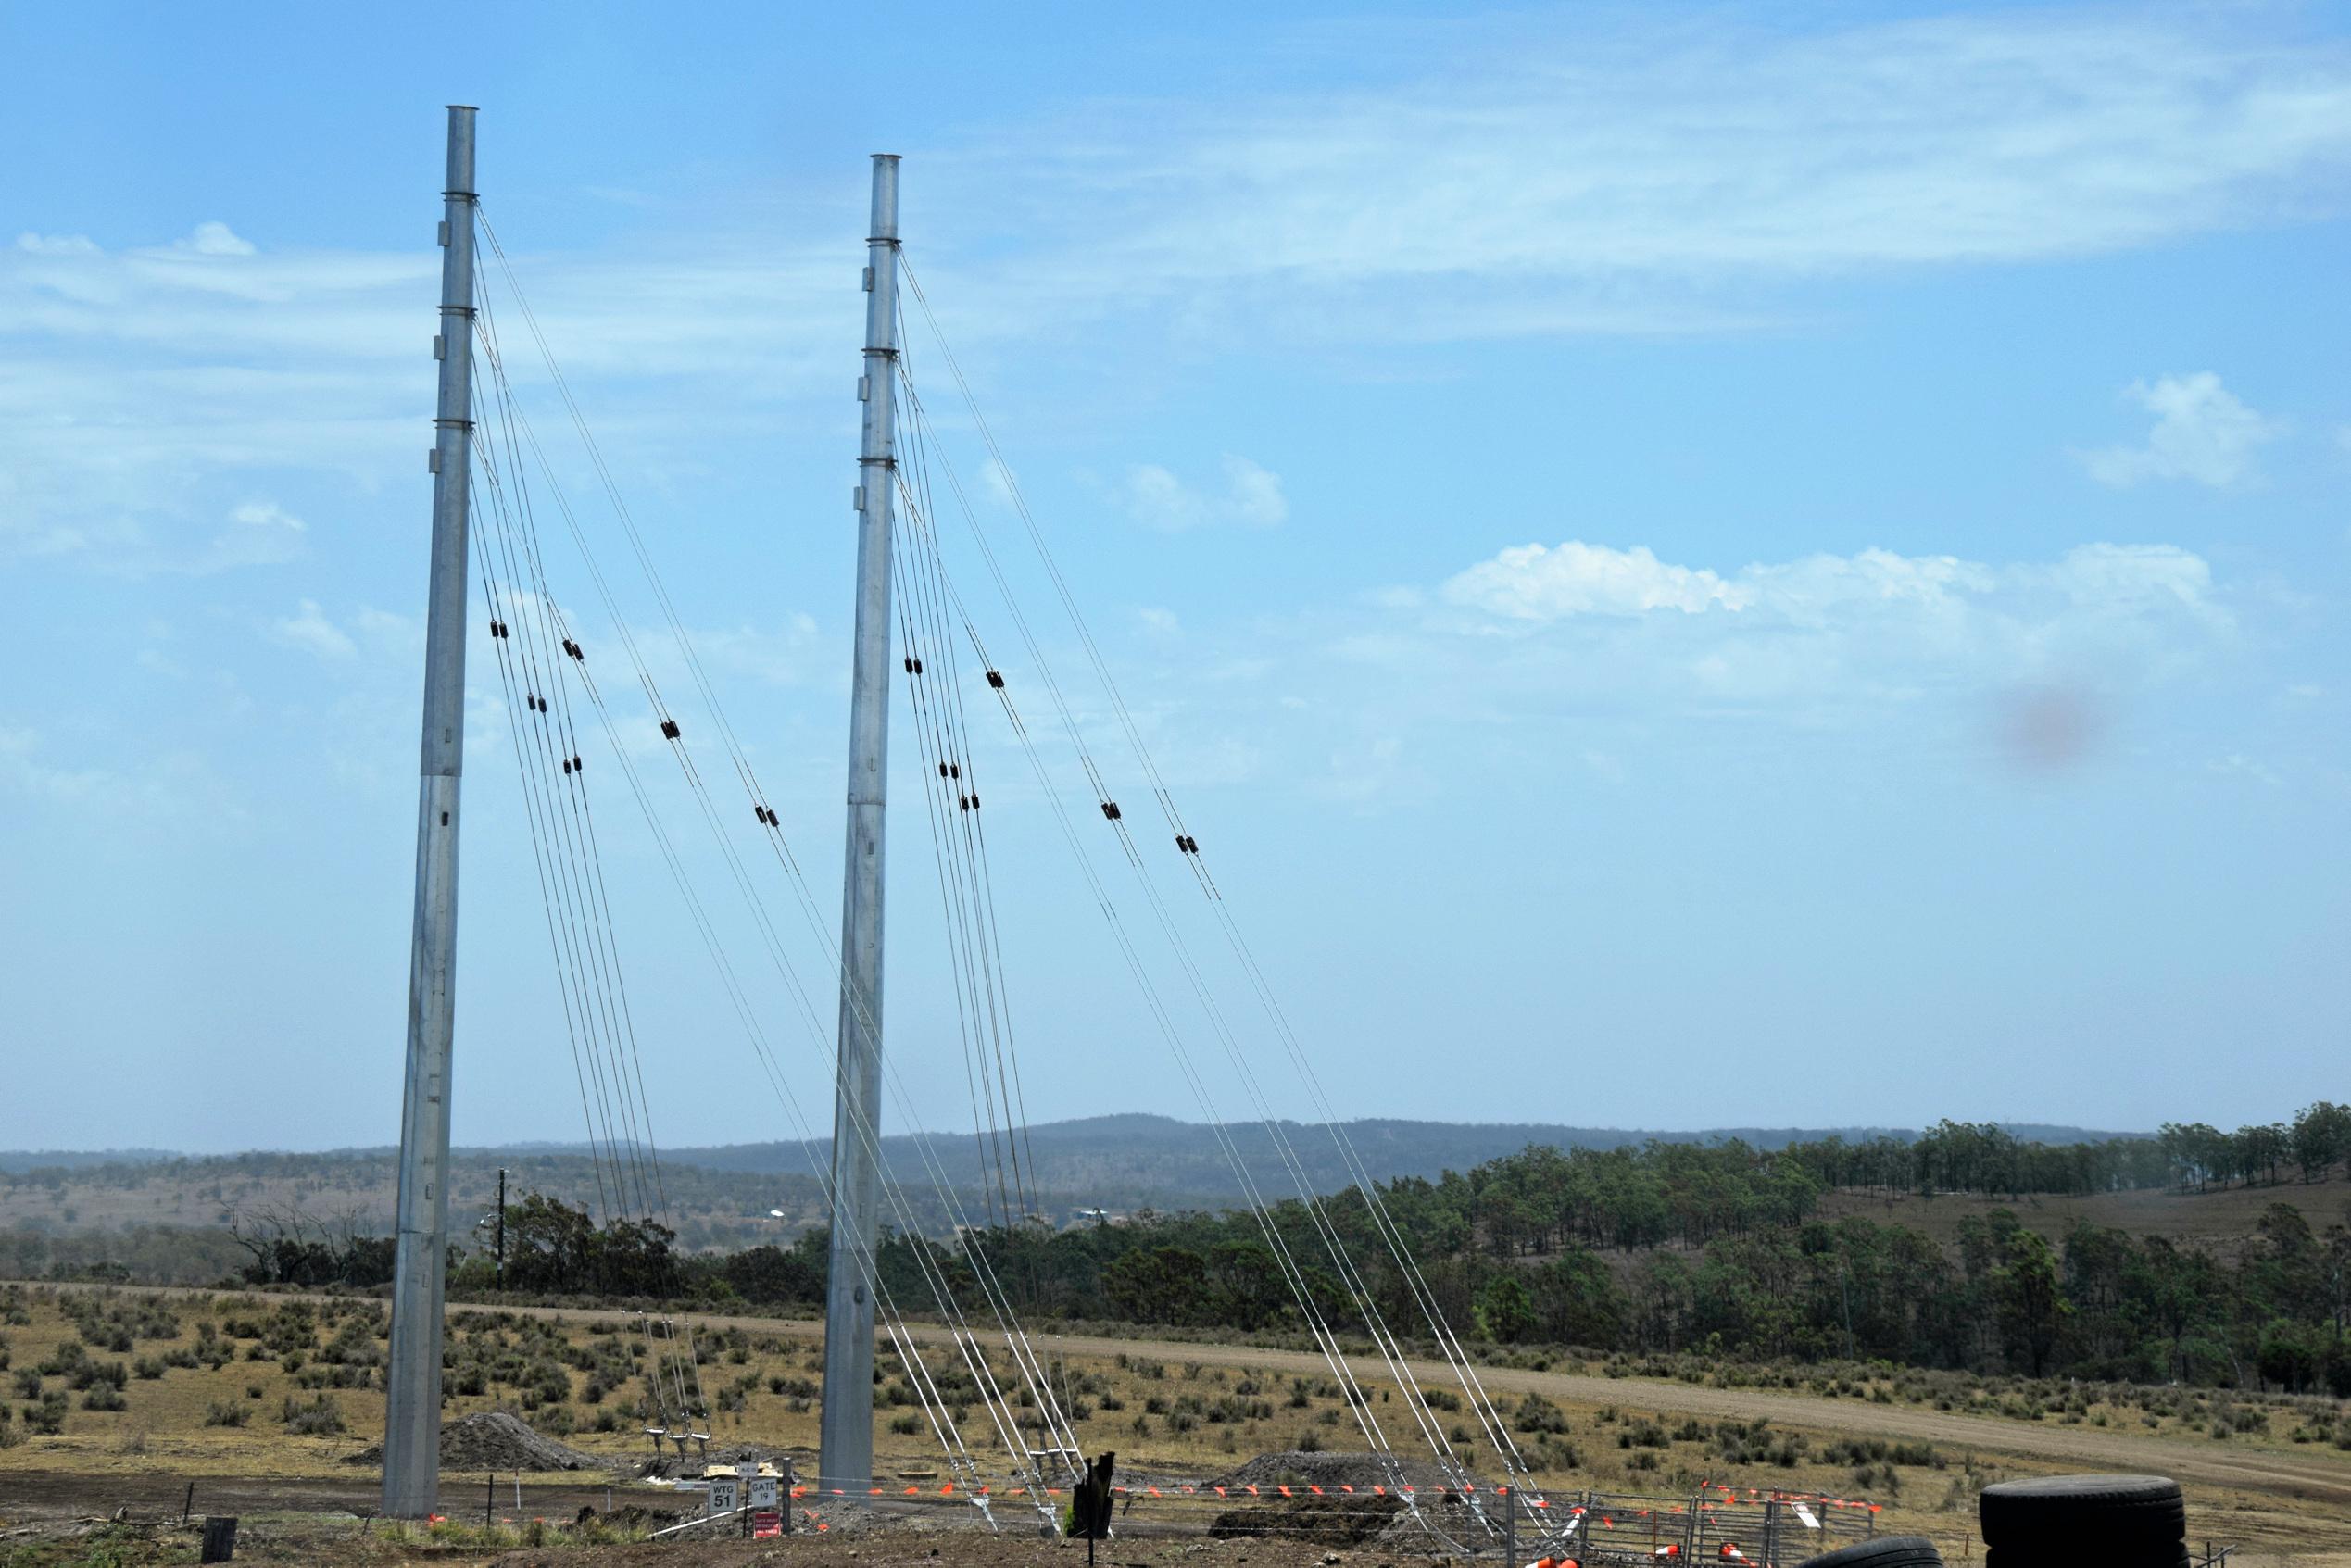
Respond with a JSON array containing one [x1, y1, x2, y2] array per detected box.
[[1, 1, 2345, 1155]]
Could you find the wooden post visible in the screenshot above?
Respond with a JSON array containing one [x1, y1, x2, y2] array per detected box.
[[485, 1473, 495, 1527], [182, 1483, 195, 1524], [1502, 1486, 1516, 1568], [197, 1517, 237, 1564]]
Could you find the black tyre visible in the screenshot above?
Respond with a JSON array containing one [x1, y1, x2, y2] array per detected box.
[[1984, 1548, 2186, 1568], [1794, 1536, 1945, 1568], [1980, 1474, 2185, 1555]]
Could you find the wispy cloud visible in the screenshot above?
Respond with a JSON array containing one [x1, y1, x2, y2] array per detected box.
[[1121, 455, 1288, 532], [5, 6, 2345, 586], [270, 598, 358, 660], [192, 500, 308, 573], [2079, 372, 2279, 488], [0, 721, 244, 825], [959, 9, 2351, 339], [0, 220, 853, 567]]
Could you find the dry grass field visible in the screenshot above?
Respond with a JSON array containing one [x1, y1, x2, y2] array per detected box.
[[1, 1284, 2347, 1566]]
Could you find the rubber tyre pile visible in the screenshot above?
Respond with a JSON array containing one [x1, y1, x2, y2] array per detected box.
[[1979, 1475, 2189, 1568], [1795, 1536, 1947, 1568], [1792, 1474, 2190, 1568]]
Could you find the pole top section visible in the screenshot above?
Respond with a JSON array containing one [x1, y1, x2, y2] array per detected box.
[[445, 106, 478, 198], [868, 155, 899, 242]]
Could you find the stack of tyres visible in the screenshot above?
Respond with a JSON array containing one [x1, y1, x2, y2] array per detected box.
[[1796, 1537, 1945, 1568], [1979, 1476, 2188, 1568]]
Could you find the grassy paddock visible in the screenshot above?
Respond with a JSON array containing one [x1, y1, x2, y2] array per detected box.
[[1, 1284, 2346, 1562]]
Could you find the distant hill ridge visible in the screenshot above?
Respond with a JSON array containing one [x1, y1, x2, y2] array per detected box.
[[0, 1114, 2144, 1200]]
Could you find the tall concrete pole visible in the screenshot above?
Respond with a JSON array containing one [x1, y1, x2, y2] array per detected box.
[[819, 152, 900, 1493], [383, 104, 478, 1521]]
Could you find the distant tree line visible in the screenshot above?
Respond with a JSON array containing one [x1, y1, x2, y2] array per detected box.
[[1781, 1104, 2351, 1200], [6, 1105, 2348, 1395]]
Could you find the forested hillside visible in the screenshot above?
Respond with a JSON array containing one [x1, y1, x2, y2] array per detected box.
[[5, 1104, 2345, 1397]]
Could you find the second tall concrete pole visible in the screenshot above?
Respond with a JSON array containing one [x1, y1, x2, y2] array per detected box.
[[818, 152, 901, 1494], [383, 103, 479, 1521]]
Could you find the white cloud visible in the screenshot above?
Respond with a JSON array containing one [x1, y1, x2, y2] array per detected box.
[[1403, 535, 2232, 723], [1443, 539, 2219, 634], [0, 722, 240, 824], [981, 458, 1020, 509], [178, 221, 257, 257], [0, 218, 852, 565], [962, 10, 2351, 341], [1222, 457, 1287, 526], [196, 500, 307, 572], [1443, 542, 1749, 618], [678, 613, 823, 687], [6, 10, 2343, 577], [2207, 752, 2282, 786], [1122, 455, 1288, 531], [0, 724, 107, 806], [271, 598, 357, 660], [2080, 373, 2277, 488], [1, 723, 95, 803], [15, 232, 99, 257]]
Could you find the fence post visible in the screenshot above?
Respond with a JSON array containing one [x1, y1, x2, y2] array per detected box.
[[1764, 1499, 1778, 1568], [1503, 1488, 1516, 1568], [484, 1473, 494, 1527]]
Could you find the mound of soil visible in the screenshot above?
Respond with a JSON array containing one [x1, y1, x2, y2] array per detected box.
[[1210, 1491, 1407, 1546], [1215, 1450, 1452, 1497], [344, 1411, 616, 1473]]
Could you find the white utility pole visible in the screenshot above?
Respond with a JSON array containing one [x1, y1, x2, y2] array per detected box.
[[818, 152, 900, 1493], [383, 103, 478, 1520]]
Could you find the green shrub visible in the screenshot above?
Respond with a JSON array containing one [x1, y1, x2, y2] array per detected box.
[[281, 1393, 346, 1436], [204, 1399, 250, 1428]]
